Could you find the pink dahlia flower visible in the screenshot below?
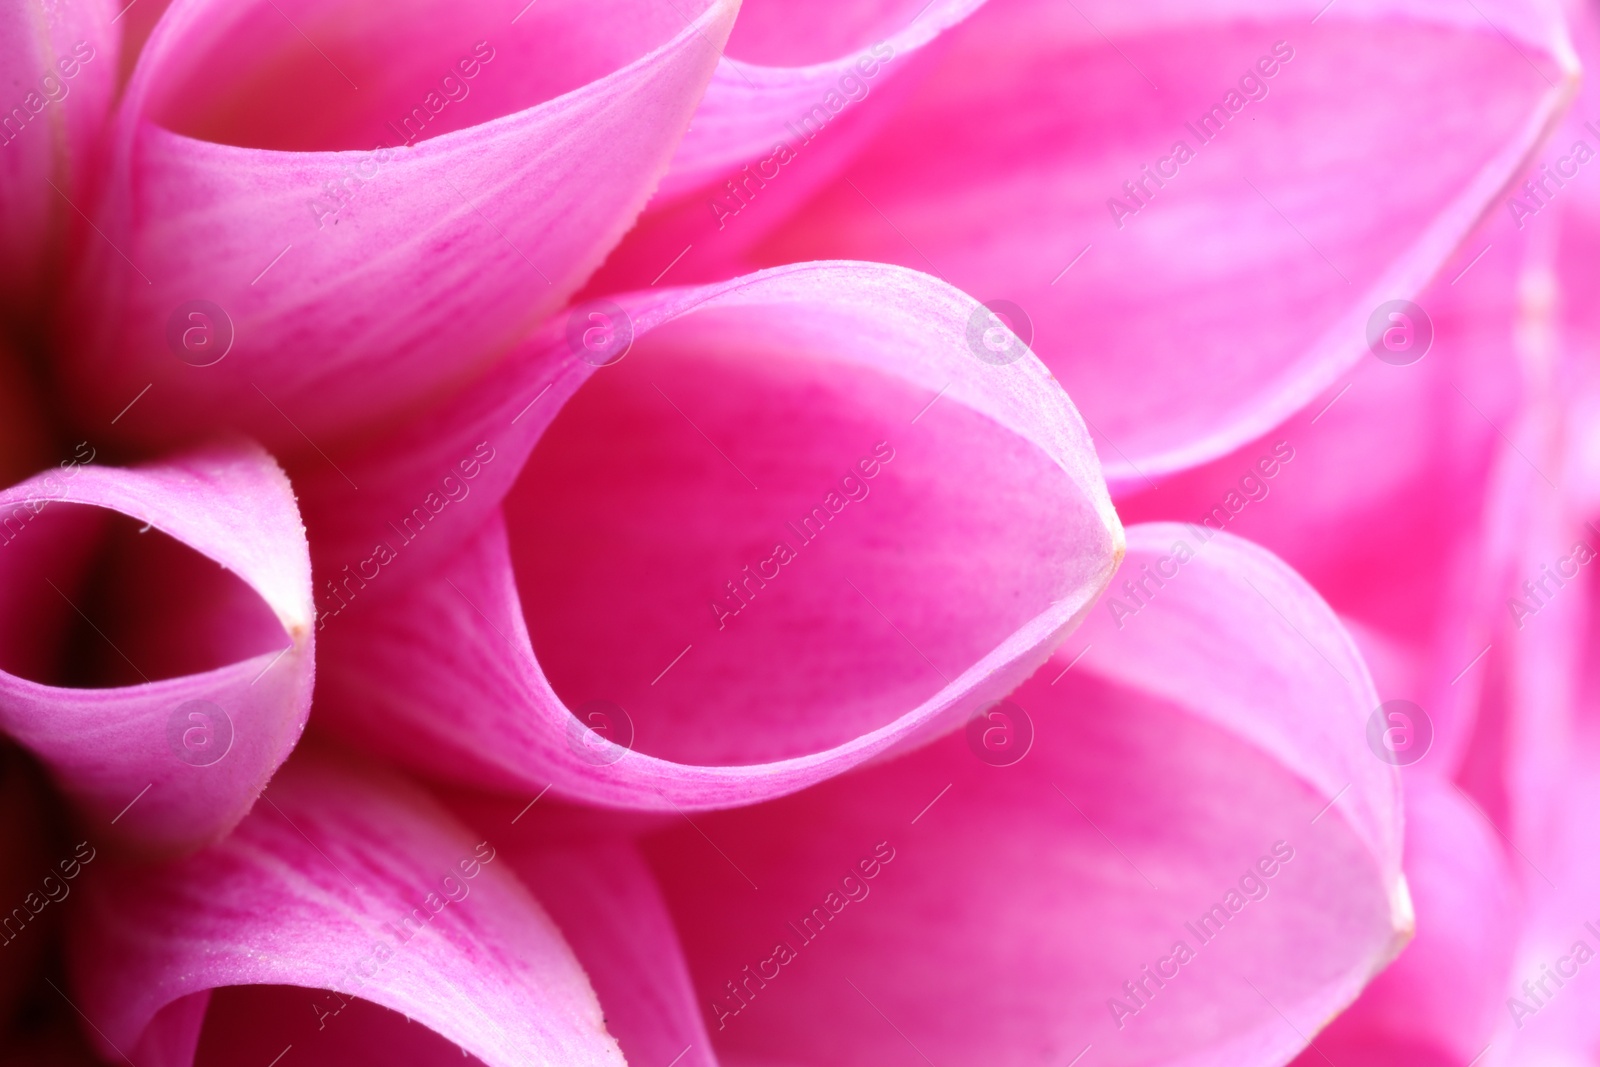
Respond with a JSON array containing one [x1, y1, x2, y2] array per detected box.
[[0, 0, 1584, 1063]]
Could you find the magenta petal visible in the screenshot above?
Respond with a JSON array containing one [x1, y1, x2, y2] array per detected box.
[[68, 747, 623, 1067], [501, 834, 718, 1067], [308, 261, 1123, 808], [643, 522, 1408, 1066], [733, 0, 1575, 479], [0, 443, 314, 852], [61, 0, 737, 448], [0, 0, 118, 314]]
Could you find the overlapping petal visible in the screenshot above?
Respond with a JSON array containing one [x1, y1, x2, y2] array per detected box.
[[60, 0, 739, 449], [68, 746, 624, 1067], [1291, 777, 1519, 1067], [639, 524, 1407, 1067], [657, 0, 985, 199], [1118, 213, 1533, 778], [304, 261, 1123, 808], [603, 0, 1575, 480], [491, 827, 718, 1067], [0, 442, 313, 852]]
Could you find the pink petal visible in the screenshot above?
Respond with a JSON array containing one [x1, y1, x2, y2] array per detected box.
[[1116, 211, 1532, 779], [307, 261, 1123, 808], [686, 0, 1575, 480], [0, 0, 118, 315], [642, 522, 1408, 1066], [488, 823, 718, 1067], [0, 443, 314, 853], [60, 0, 737, 449], [578, 0, 987, 294], [1294, 777, 1518, 1066], [1495, 726, 1600, 1064], [67, 745, 624, 1067], [657, 0, 986, 199]]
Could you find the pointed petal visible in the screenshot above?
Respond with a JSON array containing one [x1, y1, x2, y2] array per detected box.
[[643, 522, 1408, 1067], [61, 0, 736, 448], [1116, 214, 1531, 779], [656, 0, 985, 200], [307, 261, 1121, 808], [1295, 777, 1517, 1066], [67, 746, 624, 1067], [0, 443, 314, 853], [722, 0, 1575, 480]]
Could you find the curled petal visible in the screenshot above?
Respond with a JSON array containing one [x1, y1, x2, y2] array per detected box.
[[642, 523, 1408, 1066], [67, 747, 624, 1067], [309, 261, 1123, 808], [0, 0, 118, 314], [714, 0, 1575, 480], [62, 0, 737, 448], [0, 443, 313, 853]]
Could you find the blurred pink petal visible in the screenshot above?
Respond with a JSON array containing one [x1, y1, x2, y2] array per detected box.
[[0, 443, 313, 852], [69, 746, 624, 1067], [304, 262, 1122, 808], [0, 0, 117, 316], [1117, 212, 1533, 778], [1495, 725, 1600, 1065], [641, 524, 1408, 1067], [60, 0, 737, 448], [633, 0, 1575, 479], [1293, 777, 1519, 1067]]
